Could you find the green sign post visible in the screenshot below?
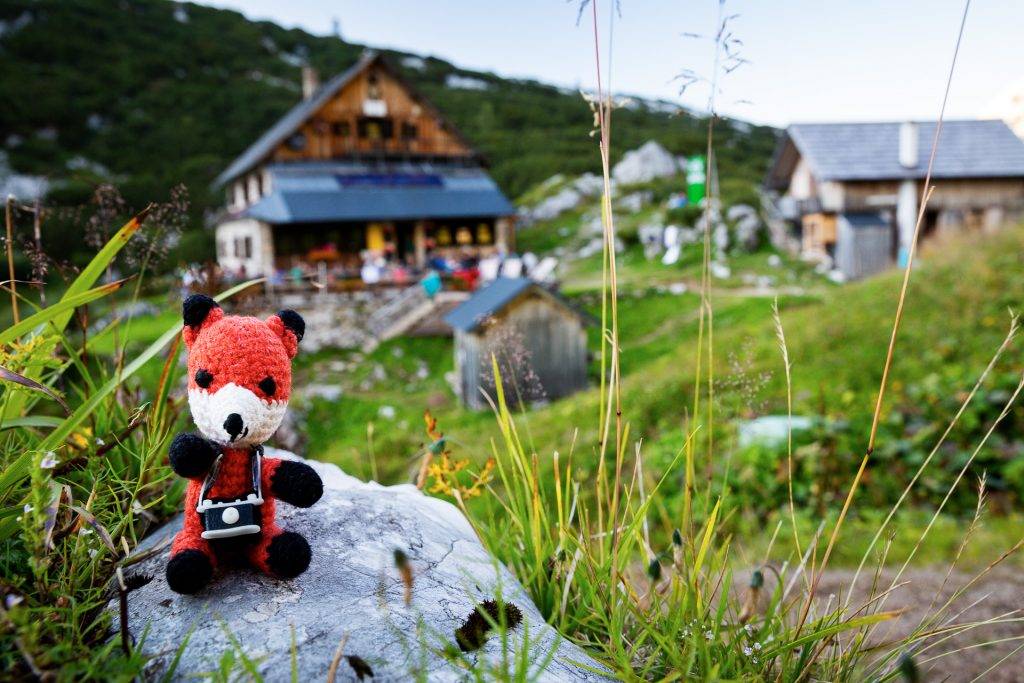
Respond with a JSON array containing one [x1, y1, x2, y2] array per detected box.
[[686, 155, 706, 204]]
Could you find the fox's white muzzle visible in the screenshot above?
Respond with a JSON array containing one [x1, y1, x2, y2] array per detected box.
[[188, 383, 286, 446]]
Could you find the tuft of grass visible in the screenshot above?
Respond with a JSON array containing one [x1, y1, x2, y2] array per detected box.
[[0, 209, 261, 677], [445, 1, 1024, 679]]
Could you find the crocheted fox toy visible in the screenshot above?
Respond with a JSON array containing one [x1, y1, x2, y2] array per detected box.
[[165, 295, 323, 595]]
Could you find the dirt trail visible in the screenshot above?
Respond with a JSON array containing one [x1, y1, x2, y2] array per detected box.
[[811, 567, 1024, 681]]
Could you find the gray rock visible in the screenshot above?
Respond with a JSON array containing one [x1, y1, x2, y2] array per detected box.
[[611, 141, 678, 185], [303, 384, 344, 402], [570, 172, 606, 198], [616, 191, 651, 213], [526, 187, 583, 222], [728, 204, 763, 252], [113, 452, 608, 682]]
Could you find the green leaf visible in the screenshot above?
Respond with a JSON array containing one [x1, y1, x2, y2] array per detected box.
[[49, 208, 150, 336], [0, 364, 71, 414], [0, 416, 64, 430], [0, 279, 130, 347]]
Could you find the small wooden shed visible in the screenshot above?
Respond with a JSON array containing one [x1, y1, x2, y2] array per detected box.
[[444, 278, 590, 410]]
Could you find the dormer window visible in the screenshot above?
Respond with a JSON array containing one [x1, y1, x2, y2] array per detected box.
[[358, 117, 393, 141], [232, 181, 246, 209], [286, 132, 307, 151]]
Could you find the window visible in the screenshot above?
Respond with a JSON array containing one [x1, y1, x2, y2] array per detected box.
[[358, 117, 393, 140], [401, 122, 418, 140], [476, 223, 493, 245], [234, 236, 253, 259], [332, 121, 351, 137], [216, 239, 226, 258], [286, 133, 307, 151], [233, 181, 246, 208]]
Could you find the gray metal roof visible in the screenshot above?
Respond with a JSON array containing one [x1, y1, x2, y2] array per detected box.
[[214, 51, 380, 187], [786, 120, 1024, 182], [239, 161, 513, 223], [444, 277, 599, 334], [445, 278, 533, 332], [840, 211, 891, 228]]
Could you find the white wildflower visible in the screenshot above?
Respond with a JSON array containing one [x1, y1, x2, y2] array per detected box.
[[754, 642, 762, 651], [704, 630, 713, 641], [743, 645, 753, 656], [39, 451, 58, 469], [23, 504, 32, 513], [95, 437, 105, 446]]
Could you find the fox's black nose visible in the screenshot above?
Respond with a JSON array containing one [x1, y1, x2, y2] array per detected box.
[[223, 413, 244, 440]]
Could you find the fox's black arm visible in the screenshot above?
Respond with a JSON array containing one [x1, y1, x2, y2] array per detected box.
[[168, 432, 218, 479], [269, 460, 323, 508]]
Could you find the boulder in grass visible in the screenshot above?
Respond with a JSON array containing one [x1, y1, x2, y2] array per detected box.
[[611, 141, 678, 185], [112, 451, 609, 682]]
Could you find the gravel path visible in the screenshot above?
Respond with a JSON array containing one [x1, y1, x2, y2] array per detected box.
[[811, 567, 1024, 682]]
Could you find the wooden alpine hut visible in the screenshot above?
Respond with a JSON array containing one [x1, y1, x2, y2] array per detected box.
[[211, 50, 515, 287]]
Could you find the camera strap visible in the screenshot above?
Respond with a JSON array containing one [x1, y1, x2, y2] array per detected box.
[[197, 445, 264, 510]]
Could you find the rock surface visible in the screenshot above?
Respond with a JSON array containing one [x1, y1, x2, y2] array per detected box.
[[611, 140, 678, 185], [114, 451, 608, 682]]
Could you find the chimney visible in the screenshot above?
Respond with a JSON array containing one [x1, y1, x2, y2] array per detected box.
[[899, 121, 919, 168], [301, 66, 319, 100]]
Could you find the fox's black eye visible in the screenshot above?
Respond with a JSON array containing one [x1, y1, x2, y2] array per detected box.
[[194, 369, 213, 388], [258, 376, 276, 396]]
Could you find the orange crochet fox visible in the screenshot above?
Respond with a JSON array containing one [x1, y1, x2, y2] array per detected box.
[[165, 295, 322, 594]]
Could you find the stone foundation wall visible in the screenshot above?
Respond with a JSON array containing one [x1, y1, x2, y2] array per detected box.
[[235, 289, 405, 351]]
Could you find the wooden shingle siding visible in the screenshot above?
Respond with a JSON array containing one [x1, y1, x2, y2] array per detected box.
[[454, 290, 589, 410]]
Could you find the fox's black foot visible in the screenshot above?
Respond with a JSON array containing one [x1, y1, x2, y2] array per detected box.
[[166, 549, 214, 594], [265, 531, 311, 579]]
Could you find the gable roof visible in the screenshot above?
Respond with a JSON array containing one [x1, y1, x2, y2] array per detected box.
[[214, 50, 477, 188], [767, 120, 1024, 188], [240, 161, 513, 224], [444, 278, 588, 333]]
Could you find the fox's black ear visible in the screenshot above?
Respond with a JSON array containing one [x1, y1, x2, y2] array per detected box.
[[277, 309, 305, 342], [183, 295, 220, 330]]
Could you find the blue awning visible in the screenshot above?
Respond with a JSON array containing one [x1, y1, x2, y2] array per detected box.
[[242, 162, 514, 224]]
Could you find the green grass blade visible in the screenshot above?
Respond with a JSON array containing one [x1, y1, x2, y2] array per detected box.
[[49, 207, 150, 335], [0, 279, 129, 347]]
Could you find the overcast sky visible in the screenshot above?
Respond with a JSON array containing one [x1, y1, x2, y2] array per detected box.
[[198, 0, 1022, 128]]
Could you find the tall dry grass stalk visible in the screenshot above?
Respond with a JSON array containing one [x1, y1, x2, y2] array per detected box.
[[5, 196, 19, 323]]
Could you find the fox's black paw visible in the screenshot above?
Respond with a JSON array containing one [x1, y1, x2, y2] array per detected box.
[[271, 461, 323, 508], [266, 531, 311, 579], [166, 549, 214, 594]]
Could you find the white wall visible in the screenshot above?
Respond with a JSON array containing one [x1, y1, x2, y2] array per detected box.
[[788, 158, 815, 199], [215, 219, 273, 277]]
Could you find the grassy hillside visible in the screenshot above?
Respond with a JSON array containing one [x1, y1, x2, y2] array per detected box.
[[0, 0, 777, 264], [297, 225, 1024, 520]]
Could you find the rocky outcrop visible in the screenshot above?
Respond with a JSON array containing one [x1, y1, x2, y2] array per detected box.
[[611, 141, 678, 185], [113, 451, 608, 681]]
